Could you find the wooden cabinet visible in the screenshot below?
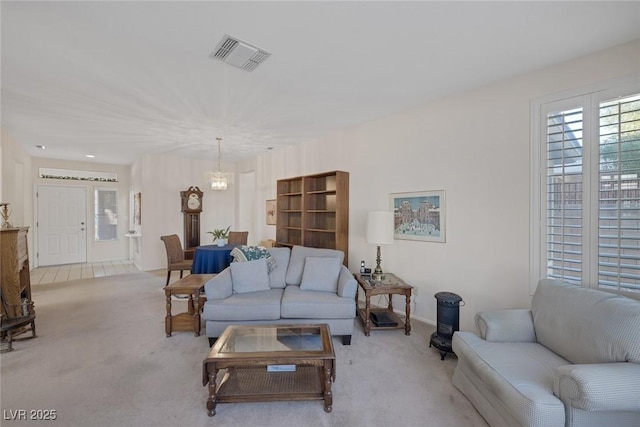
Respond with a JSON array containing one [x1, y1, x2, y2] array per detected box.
[[276, 171, 349, 264], [1, 227, 34, 319], [1, 227, 37, 351]]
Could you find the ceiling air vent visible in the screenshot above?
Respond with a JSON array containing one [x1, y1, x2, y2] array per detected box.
[[210, 34, 271, 72]]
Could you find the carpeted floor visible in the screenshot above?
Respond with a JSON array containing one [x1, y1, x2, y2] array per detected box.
[[0, 272, 487, 427]]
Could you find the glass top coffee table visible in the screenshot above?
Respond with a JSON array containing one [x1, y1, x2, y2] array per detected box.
[[202, 324, 336, 416]]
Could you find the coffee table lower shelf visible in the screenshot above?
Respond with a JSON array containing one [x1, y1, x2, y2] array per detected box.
[[207, 366, 331, 416], [217, 366, 323, 401]]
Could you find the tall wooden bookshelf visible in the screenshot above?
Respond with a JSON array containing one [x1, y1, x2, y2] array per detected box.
[[276, 171, 349, 265]]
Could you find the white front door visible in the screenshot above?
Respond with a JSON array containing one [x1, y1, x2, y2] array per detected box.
[[37, 185, 87, 266]]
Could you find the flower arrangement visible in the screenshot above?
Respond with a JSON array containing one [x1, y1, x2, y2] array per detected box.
[[207, 226, 230, 242]]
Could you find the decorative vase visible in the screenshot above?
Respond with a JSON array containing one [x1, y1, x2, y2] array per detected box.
[[0, 203, 12, 229], [217, 238, 227, 247]]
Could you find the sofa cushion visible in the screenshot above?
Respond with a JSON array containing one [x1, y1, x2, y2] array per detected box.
[[554, 363, 640, 412], [475, 309, 536, 342], [230, 258, 270, 294], [203, 288, 283, 321], [299, 256, 341, 293], [285, 246, 344, 286], [266, 247, 290, 288], [532, 279, 640, 364], [204, 268, 232, 300], [281, 285, 356, 319], [337, 266, 358, 298], [230, 245, 276, 272]]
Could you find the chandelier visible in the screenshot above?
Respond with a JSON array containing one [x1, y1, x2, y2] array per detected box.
[[207, 137, 229, 191]]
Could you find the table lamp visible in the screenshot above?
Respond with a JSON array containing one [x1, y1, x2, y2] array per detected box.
[[366, 211, 394, 281]]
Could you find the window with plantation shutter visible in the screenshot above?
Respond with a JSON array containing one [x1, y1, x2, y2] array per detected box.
[[598, 94, 640, 293], [545, 107, 584, 283], [532, 78, 640, 298]]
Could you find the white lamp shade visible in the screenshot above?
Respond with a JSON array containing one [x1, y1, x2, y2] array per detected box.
[[366, 211, 394, 245]]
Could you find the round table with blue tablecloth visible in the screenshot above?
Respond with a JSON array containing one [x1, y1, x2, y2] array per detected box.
[[191, 244, 236, 274]]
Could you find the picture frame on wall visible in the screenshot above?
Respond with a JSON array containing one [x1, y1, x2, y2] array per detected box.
[[266, 199, 276, 225], [389, 190, 445, 243]]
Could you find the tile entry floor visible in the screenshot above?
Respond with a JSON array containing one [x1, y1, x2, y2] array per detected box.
[[30, 260, 140, 285]]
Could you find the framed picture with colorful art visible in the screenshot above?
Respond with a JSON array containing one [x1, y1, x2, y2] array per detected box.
[[266, 199, 276, 225], [389, 190, 445, 243]]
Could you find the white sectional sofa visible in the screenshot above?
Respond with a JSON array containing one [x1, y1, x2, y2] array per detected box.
[[202, 245, 357, 345], [452, 278, 640, 427]]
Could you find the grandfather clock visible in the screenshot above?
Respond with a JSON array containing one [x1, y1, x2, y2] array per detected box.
[[180, 186, 203, 260]]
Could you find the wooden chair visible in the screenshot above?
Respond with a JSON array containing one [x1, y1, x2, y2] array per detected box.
[[227, 231, 248, 245], [1, 300, 37, 353], [160, 235, 193, 286], [1, 314, 37, 353]]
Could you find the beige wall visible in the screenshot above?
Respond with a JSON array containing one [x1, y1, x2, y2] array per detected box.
[[0, 129, 34, 264], [134, 153, 236, 271], [238, 39, 640, 331], [0, 129, 32, 227]]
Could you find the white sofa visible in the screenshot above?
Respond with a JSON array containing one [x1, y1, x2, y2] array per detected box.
[[202, 246, 357, 345], [452, 278, 640, 427]]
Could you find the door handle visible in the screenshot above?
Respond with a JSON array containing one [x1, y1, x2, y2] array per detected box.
[[81, 228, 85, 231]]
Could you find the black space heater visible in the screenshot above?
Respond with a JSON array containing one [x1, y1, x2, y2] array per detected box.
[[429, 291, 463, 360]]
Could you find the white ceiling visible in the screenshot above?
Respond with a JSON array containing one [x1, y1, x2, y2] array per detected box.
[[2, 1, 640, 166]]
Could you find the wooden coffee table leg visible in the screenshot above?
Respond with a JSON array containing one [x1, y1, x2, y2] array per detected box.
[[164, 290, 172, 337], [322, 361, 333, 413], [206, 368, 218, 417]]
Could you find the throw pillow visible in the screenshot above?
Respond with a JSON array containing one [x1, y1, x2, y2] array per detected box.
[[230, 258, 270, 294], [299, 256, 341, 293], [230, 245, 277, 273]]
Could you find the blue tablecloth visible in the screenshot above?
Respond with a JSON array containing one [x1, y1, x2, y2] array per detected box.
[[191, 244, 236, 274]]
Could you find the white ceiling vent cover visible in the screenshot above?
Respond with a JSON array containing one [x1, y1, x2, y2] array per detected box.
[[210, 34, 271, 72]]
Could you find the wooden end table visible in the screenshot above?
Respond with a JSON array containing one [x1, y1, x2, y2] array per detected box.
[[354, 273, 413, 336], [163, 274, 214, 337]]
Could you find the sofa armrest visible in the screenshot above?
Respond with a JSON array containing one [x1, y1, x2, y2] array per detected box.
[[554, 362, 640, 412], [337, 266, 357, 298], [204, 268, 232, 300], [475, 309, 536, 342]]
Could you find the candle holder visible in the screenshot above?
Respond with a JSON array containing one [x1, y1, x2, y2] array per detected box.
[[0, 202, 13, 229]]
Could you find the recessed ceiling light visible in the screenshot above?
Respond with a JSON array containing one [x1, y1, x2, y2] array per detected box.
[[36, 145, 45, 149], [85, 154, 95, 158]]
